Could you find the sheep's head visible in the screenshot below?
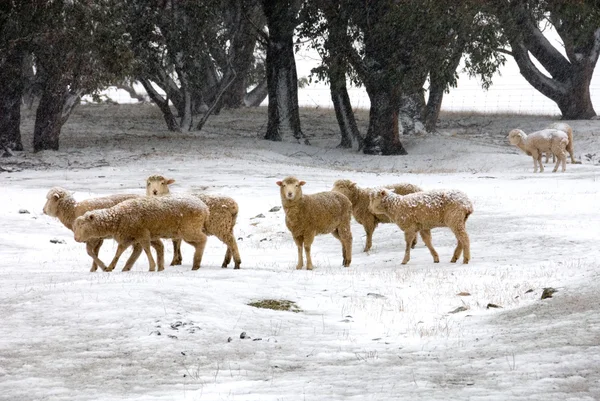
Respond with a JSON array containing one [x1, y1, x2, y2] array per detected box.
[[146, 175, 175, 196], [331, 179, 357, 202], [276, 176, 305, 201], [369, 188, 390, 214], [72, 212, 97, 243], [43, 187, 70, 216], [508, 129, 526, 146]]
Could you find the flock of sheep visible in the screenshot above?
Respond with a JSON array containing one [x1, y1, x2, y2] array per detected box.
[[42, 123, 576, 272]]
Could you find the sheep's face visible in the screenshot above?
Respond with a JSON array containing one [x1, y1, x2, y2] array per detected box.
[[369, 189, 388, 214], [146, 176, 175, 196], [508, 130, 525, 146], [43, 188, 66, 216], [72, 213, 96, 243], [277, 177, 305, 201]]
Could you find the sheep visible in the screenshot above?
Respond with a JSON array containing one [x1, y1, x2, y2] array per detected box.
[[277, 176, 352, 270], [369, 188, 473, 265], [507, 128, 569, 173], [331, 179, 423, 252], [43, 187, 142, 272], [145, 175, 241, 269], [543, 123, 575, 164], [72, 195, 209, 271]]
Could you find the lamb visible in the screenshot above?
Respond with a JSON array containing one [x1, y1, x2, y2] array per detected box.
[[543, 122, 576, 164], [43, 187, 142, 272], [369, 188, 473, 265], [145, 175, 242, 269], [277, 176, 352, 270], [72, 195, 209, 271], [507, 128, 569, 173], [331, 179, 423, 252]]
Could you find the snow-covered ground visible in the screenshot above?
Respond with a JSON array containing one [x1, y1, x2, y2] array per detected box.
[[1, 105, 600, 400]]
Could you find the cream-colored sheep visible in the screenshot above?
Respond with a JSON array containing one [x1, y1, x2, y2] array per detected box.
[[369, 188, 473, 265], [543, 123, 575, 164], [508, 128, 568, 173], [277, 176, 352, 270], [72, 195, 209, 271], [146, 175, 241, 269], [331, 179, 422, 252], [43, 187, 141, 272]]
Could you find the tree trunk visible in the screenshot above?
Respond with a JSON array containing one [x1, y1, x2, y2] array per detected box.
[[398, 91, 426, 136], [363, 86, 407, 155], [322, 2, 363, 149], [330, 71, 363, 149], [244, 79, 268, 107], [424, 81, 444, 132], [262, 0, 308, 144], [220, 0, 259, 109], [139, 78, 181, 132], [33, 79, 69, 152], [0, 49, 24, 151]]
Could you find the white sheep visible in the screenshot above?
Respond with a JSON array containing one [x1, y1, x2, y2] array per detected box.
[[43, 187, 141, 272], [508, 128, 568, 173], [72, 195, 210, 271], [145, 175, 242, 269], [369, 188, 473, 265], [543, 122, 576, 164], [331, 179, 423, 252], [277, 176, 352, 270]]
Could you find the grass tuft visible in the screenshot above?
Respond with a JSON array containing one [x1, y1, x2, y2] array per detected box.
[[248, 299, 302, 313]]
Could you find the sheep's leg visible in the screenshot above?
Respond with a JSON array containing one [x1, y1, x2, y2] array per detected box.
[[419, 230, 439, 263], [107, 242, 133, 272], [567, 141, 576, 164], [451, 226, 470, 264], [544, 152, 550, 164], [402, 231, 417, 265], [293, 236, 304, 270], [86, 241, 109, 272], [363, 220, 376, 252], [153, 240, 165, 271], [303, 232, 316, 270], [189, 232, 208, 270], [141, 240, 157, 272], [88, 239, 103, 272], [122, 244, 143, 272], [218, 233, 241, 269], [170, 239, 183, 266], [333, 227, 352, 267]]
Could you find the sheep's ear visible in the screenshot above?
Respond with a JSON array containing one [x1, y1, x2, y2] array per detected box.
[[276, 181, 283, 187], [166, 179, 175, 185], [87, 214, 94, 221], [53, 193, 61, 200], [299, 181, 306, 186], [379, 189, 387, 197]]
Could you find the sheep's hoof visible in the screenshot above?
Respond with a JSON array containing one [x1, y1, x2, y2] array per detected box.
[[463, 259, 470, 264], [306, 265, 313, 270], [296, 265, 303, 270], [221, 264, 228, 268], [191, 266, 200, 271], [234, 266, 240, 270], [233, 262, 241, 269], [401, 260, 409, 265], [450, 258, 457, 263], [433, 259, 439, 263]]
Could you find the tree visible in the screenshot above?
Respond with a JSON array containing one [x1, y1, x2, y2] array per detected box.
[[261, 0, 308, 143], [0, 1, 31, 152], [300, 1, 364, 149], [30, 0, 133, 151], [127, 0, 264, 132], [493, 0, 600, 119]]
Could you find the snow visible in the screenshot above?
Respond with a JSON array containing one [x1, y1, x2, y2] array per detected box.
[[1, 105, 600, 400]]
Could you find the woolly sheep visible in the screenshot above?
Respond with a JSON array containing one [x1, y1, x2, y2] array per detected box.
[[72, 195, 210, 271], [543, 123, 575, 164], [331, 179, 423, 252], [145, 175, 242, 269], [43, 187, 141, 272], [508, 128, 568, 173], [369, 188, 473, 265], [277, 176, 352, 270]]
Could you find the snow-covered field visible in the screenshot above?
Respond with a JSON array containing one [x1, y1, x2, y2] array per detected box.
[[1, 105, 600, 400]]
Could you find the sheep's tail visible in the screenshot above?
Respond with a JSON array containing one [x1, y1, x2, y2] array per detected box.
[[464, 205, 474, 222]]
